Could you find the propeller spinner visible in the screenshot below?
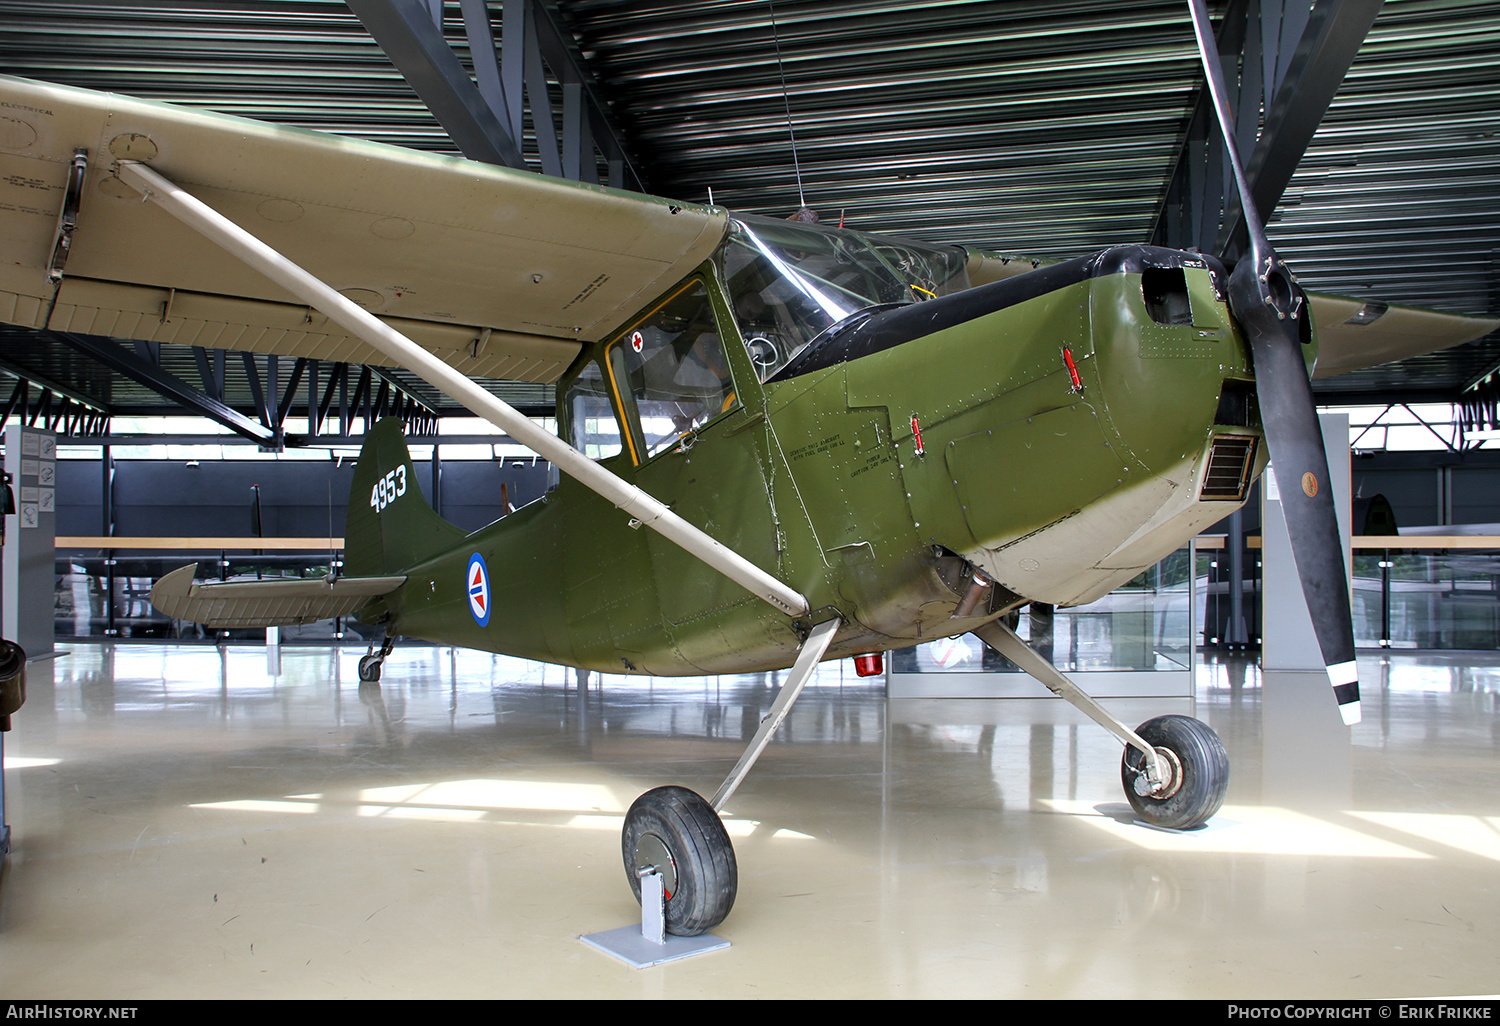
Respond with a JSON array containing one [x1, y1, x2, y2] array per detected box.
[[1187, 0, 1361, 725]]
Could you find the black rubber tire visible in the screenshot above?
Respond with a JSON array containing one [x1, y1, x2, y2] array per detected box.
[[1121, 714, 1229, 830], [357, 655, 381, 683], [622, 786, 737, 937]]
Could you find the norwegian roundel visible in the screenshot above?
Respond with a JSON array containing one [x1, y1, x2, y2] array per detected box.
[[466, 552, 491, 627]]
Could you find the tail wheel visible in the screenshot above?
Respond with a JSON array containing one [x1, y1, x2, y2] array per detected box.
[[622, 786, 737, 936], [1121, 715, 1229, 830]]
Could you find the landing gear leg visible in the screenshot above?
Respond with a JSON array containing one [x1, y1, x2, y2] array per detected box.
[[971, 619, 1229, 830], [358, 633, 395, 684], [619, 617, 841, 935]]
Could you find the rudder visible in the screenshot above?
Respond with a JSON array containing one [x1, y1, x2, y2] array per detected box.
[[345, 418, 467, 577]]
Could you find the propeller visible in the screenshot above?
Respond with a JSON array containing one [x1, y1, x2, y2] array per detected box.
[[1187, 0, 1360, 725]]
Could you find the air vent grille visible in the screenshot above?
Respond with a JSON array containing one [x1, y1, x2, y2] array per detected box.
[[1200, 435, 1257, 502]]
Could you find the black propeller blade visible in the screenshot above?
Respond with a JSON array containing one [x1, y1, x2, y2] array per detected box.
[[1188, 0, 1360, 725]]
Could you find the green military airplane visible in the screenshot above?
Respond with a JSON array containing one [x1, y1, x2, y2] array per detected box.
[[1, 6, 1495, 935]]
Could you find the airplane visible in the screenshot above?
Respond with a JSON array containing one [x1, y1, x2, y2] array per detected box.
[[1, 3, 1496, 937]]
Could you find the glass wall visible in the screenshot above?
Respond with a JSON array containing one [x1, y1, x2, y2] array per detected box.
[[892, 546, 1195, 674], [1353, 548, 1500, 650]]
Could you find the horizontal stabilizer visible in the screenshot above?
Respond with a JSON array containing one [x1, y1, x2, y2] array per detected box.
[[150, 563, 405, 628]]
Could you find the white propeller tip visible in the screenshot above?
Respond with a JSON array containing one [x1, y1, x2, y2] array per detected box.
[[1327, 662, 1360, 725], [1339, 700, 1362, 726]]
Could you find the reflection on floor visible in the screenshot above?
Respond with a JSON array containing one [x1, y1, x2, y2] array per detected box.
[[2, 643, 1498, 999]]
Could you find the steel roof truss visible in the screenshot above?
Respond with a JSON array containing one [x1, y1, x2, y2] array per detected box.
[[1153, 0, 1381, 262], [351, 0, 633, 189], [53, 332, 280, 448], [348, 0, 528, 170]]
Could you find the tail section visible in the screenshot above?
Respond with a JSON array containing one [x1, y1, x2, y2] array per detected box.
[[345, 418, 467, 577]]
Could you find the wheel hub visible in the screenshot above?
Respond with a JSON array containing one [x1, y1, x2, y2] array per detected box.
[[633, 832, 678, 900], [1133, 745, 1184, 800]]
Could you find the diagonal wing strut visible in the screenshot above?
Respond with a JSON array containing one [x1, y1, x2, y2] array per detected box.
[[113, 159, 809, 620]]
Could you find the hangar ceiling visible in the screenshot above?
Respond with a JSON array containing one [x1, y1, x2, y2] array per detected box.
[[1, 0, 1498, 437]]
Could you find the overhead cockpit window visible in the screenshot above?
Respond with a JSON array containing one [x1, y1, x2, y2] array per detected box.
[[718, 216, 969, 380], [609, 280, 736, 461]]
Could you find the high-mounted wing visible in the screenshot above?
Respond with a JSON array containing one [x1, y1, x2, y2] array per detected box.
[[0, 75, 727, 384], [1307, 296, 1499, 379], [966, 251, 1497, 378]]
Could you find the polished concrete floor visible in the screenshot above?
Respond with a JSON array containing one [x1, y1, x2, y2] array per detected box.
[[1, 642, 1498, 999]]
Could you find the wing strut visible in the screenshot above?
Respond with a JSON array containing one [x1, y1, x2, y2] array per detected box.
[[113, 159, 809, 620]]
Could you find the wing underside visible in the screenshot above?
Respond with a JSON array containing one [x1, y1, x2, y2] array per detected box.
[[0, 75, 729, 385], [150, 563, 406, 629]]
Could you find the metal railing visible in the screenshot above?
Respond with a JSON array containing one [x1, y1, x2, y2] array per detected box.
[[54, 536, 372, 643], [52, 535, 1500, 652], [1198, 534, 1500, 650]]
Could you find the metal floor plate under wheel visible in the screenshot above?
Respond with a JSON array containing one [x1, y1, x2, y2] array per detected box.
[[580, 924, 730, 969]]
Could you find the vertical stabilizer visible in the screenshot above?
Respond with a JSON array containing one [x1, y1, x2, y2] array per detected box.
[[344, 418, 467, 577]]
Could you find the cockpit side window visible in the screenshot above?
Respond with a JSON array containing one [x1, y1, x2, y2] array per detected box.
[[608, 279, 736, 461], [564, 360, 625, 461]]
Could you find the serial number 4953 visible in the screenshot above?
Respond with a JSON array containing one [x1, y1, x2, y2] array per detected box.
[[370, 465, 407, 513]]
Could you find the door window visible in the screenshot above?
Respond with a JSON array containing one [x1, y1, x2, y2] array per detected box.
[[610, 281, 736, 460]]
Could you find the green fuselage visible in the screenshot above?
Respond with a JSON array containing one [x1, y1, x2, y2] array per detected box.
[[365, 233, 1270, 676]]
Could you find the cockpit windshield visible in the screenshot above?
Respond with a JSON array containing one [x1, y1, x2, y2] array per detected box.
[[717, 216, 970, 380]]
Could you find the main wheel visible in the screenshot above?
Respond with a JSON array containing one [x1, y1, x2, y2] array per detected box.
[[622, 786, 737, 937], [357, 654, 382, 683], [1121, 715, 1229, 830]]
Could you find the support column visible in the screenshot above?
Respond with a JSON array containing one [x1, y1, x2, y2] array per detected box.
[[3, 424, 56, 658], [1263, 413, 1351, 670], [102, 443, 115, 638], [1226, 506, 1249, 646]]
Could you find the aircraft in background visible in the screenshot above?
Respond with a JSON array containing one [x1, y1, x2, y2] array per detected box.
[[1, 3, 1494, 936]]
